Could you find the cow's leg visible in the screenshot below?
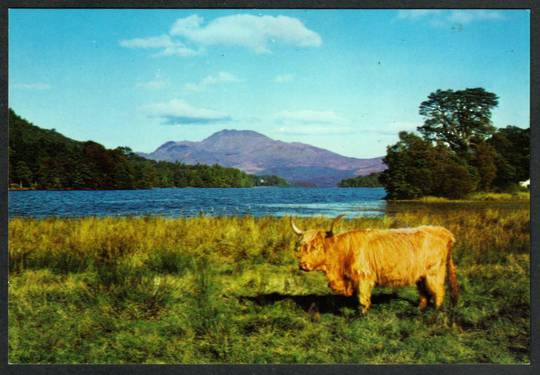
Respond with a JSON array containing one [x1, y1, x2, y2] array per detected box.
[[416, 277, 430, 311], [358, 279, 374, 315], [426, 272, 446, 310]]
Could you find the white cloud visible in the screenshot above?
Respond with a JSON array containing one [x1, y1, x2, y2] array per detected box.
[[121, 14, 321, 57], [184, 71, 241, 92], [141, 99, 231, 125], [274, 110, 352, 135], [119, 34, 199, 57], [362, 121, 419, 136], [274, 74, 294, 83], [397, 9, 504, 26], [157, 44, 200, 57], [397, 10, 443, 20], [170, 14, 322, 54], [447, 10, 504, 24], [12, 83, 51, 90]]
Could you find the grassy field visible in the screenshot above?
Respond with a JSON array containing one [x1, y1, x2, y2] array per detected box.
[[8, 202, 530, 364]]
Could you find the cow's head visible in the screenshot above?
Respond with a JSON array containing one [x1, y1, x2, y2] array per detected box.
[[291, 215, 344, 272]]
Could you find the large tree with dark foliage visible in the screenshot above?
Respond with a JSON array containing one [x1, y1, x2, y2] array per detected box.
[[380, 88, 529, 199], [418, 88, 498, 153], [379, 132, 478, 199], [488, 125, 530, 189], [468, 141, 498, 192]]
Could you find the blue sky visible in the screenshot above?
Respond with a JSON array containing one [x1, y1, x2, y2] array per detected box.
[[9, 9, 530, 158]]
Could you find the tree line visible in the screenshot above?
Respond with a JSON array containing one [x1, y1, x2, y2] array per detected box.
[[379, 88, 529, 199], [338, 172, 383, 188], [8, 109, 287, 190]]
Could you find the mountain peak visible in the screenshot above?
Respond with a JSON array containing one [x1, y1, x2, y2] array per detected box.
[[146, 129, 386, 186], [203, 129, 271, 141]]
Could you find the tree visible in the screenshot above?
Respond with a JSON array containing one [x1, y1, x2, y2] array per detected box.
[[492, 154, 516, 191], [252, 175, 289, 187], [469, 142, 498, 191], [380, 132, 478, 199], [379, 132, 436, 199], [418, 88, 498, 153], [488, 125, 529, 188], [429, 144, 478, 199], [15, 161, 33, 187], [9, 147, 16, 184], [338, 172, 382, 187]]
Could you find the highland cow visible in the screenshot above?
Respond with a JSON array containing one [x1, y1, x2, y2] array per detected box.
[[291, 215, 459, 314]]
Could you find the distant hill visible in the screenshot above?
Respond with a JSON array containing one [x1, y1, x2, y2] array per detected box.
[[141, 130, 386, 187], [8, 110, 277, 190]]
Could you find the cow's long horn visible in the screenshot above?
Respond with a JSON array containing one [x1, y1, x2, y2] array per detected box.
[[290, 217, 304, 235], [328, 214, 345, 235]]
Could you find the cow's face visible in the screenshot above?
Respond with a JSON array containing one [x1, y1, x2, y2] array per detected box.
[[296, 230, 328, 271], [291, 215, 345, 272]]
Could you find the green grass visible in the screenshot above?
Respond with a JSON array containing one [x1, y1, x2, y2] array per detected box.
[[408, 191, 530, 203], [8, 203, 530, 363], [465, 191, 530, 201]]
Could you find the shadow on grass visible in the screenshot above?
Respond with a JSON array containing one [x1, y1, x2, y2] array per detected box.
[[241, 292, 416, 315]]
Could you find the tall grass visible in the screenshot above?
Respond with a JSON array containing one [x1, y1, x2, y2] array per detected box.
[[8, 203, 530, 363], [410, 191, 530, 203]]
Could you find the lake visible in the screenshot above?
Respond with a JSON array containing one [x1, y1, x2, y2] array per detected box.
[[8, 187, 387, 218]]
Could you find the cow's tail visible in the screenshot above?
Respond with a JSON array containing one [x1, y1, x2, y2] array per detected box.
[[446, 233, 459, 306]]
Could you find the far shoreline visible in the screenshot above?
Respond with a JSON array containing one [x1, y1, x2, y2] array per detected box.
[[8, 185, 298, 192], [8, 186, 388, 192]]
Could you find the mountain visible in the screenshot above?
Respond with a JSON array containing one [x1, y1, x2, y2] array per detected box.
[[141, 130, 386, 187]]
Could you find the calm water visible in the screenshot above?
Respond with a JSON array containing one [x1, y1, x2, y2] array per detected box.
[[8, 187, 387, 219]]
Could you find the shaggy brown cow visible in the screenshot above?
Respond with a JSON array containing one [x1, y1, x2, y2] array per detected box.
[[291, 215, 459, 314]]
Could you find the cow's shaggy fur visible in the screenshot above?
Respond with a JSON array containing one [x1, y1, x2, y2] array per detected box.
[[292, 216, 459, 314]]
